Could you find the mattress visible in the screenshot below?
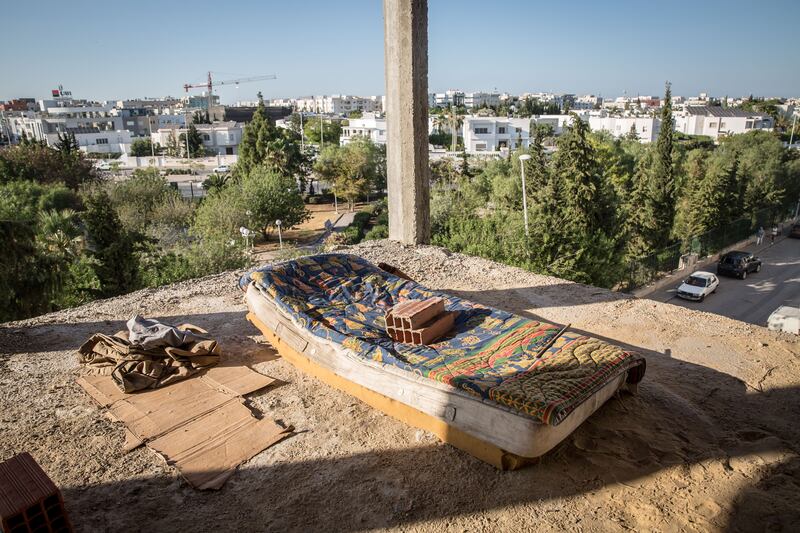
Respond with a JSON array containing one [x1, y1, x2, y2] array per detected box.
[[241, 254, 645, 459]]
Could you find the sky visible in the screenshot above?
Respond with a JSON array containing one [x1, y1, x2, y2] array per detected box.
[[2, 0, 798, 103]]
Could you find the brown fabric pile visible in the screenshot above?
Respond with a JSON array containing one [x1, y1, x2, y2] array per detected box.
[[77, 316, 221, 393]]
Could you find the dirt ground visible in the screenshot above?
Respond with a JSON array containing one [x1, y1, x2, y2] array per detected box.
[[1, 240, 798, 532], [252, 202, 371, 255]]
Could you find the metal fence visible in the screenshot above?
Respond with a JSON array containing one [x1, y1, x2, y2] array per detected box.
[[623, 206, 795, 292]]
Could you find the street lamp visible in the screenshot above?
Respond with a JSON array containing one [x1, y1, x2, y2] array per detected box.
[[518, 154, 532, 237], [275, 219, 283, 249]]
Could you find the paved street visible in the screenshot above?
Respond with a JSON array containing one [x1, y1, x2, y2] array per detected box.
[[657, 236, 800, 326]]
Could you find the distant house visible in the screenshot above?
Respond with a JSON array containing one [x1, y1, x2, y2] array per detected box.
[[675, 106, 773, 139], [340, 113, 387, 145], [152, 121, 242, 155], [462, 116, 532, 152], [588, 116, 661, 143]]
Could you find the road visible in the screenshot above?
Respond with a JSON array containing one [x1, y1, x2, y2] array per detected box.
[[657, 236, 800, 326]]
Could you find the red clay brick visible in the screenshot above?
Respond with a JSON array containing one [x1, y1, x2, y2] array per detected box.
[[386, 298, 455, 346], [0, 453, 73, 533], [389, 297, 444, 329]]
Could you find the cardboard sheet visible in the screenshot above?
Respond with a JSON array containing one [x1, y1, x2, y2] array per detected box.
[[77, 364, 290, 490]]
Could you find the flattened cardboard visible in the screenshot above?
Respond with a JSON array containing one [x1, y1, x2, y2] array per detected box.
[[77, 364, 285, 490], [200, 363, 277, 396], [148, 401, 289, 490]]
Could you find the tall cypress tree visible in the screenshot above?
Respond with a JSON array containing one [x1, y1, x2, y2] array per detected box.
[[651, 81, 676, 238], [626, 81, 676, 259], [543, 114, 620, 285]]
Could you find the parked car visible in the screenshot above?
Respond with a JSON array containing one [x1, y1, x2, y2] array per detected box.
[[767, 306, 800, 334], [717, 251, 762, 279], [95, 161, 111, 171], [213, 165, 230, 174], [676, 271, 719, 302], [789, 223, 800, 239]]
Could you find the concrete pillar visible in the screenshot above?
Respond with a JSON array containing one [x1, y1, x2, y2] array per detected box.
[[384, 0, 430, 244]]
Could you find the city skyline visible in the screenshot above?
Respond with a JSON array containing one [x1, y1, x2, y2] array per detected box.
[[2, 0, 799, 103]]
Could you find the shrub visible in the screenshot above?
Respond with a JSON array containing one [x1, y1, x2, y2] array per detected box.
[[241, 166, 309, 238], [109, 168, 183, 234], [364, 224, 388, 240]]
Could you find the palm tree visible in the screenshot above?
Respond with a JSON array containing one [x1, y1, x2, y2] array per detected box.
[[37, 209, 84, 302], [441, 107, 464, 152]]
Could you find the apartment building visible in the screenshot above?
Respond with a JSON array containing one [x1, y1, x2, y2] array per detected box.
[[293, 95, 382, 115], [463, 92, 501, 109], [6, 95, 133, 153], [573, 95, 603, 110], [675, 106, 773, 139], [432, 90, 465, 108], [151, 121, 243, 155]]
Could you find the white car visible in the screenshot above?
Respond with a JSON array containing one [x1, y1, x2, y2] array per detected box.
[[95, 161, 112, 171], [767, 306, 800, 334], [676, 271, 719, 302], [213, 165, 230, 174]]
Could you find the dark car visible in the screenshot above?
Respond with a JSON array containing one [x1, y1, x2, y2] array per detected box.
[[717, 251, 762, 279], [790, 223, 800, 239]]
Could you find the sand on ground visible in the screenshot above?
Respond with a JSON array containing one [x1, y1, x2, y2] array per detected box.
[[1, 239, 798, 532]]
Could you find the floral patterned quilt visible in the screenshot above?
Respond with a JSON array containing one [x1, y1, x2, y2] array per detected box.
[[240, 254, 645, 426]]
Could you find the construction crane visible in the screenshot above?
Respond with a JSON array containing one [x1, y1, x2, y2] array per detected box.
[[183, 72, 277, 114]]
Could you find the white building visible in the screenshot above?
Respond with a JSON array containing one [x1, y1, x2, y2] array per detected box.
[[7, 95, 132, 153], [675, 106, 773, 139], [573, 94, 603, 110], [47, 129, 132, 154], [433, 90, 465, 108], [464, 92, 501, 109], [588, 116, 661, 143], [462, 116, 531, 152], [340, 113, 387, 145], [151, 121, 243, 155], [530, 114, 581, 136], [294, 95, 382, 115]]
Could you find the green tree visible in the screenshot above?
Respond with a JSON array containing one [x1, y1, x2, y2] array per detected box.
[[130, 138, 158, 157], [544, 113, 621, 285], [303, 117, 342, 146], [179, 124, 204, 158], [241, 166, 309, 237], [238, 102, 310, 188], [164, 130, 180, 157], [191, 110, 210, 124], [0, 142, 95, 189], [313, 139, 382, 211], [81, 189, 139, 297], [55, 132, 79, 154], [626, 82, 676, 258], [108, 168, 182, 234]]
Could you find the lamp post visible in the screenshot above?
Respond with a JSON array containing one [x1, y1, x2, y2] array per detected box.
[[275, 219, 283, 249], [518, 154, 531, 237]]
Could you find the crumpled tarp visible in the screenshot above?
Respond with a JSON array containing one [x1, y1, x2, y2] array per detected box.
[[240, 254, 646, 426], [77, 316, 221, 393]]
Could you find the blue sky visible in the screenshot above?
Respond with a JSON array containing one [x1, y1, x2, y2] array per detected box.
[[2, 0, 798, 103]]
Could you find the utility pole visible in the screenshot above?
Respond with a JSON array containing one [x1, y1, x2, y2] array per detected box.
[[207, 71, 213, 117], [184, 112, 190, 159], [790, 114, 797, 147], [518, 154, 531, 236], [148, 118, 155, 162], [320, 116, 324, 150], [300, 111, 304, 152]]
